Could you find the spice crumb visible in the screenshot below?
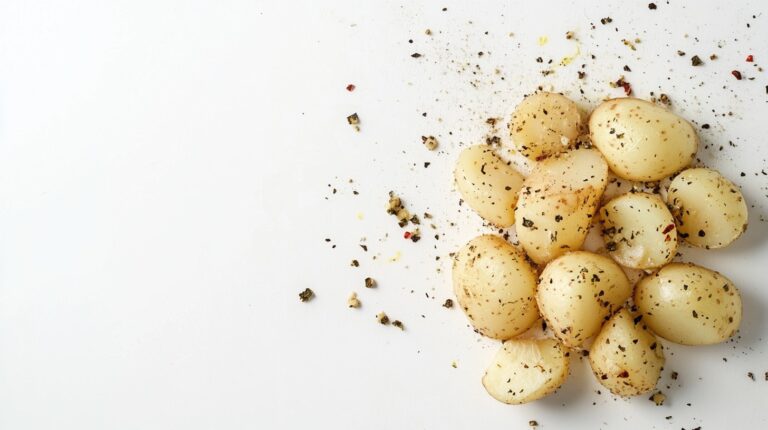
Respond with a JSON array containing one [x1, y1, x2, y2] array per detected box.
[[347, 292, 361, 308], [731, 70, 743, 80], [648, 2, 657, 9], [351, 259, 360, 267], [422, 135, 439, 150], [346, 84, 356, 92], [529, 420, 539, 428], [443, 298, 454, 308], [347, 113, 360, 131], [691, 55, 703, 66], [392, 320, 405, 330], [376, 312, 390, 325], [748, 372, 756, 381], [671, 371, 679, 380], [299, 288, 315, 302], [364, 277, 377, 288], [411, 53, 422, 58], [649, 392, 666, 406]]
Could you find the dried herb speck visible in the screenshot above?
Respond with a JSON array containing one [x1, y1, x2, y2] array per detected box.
[[299, 288, 315, 302]]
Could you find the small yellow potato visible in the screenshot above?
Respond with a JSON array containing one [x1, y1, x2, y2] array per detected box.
[[454, 145, 525, 227], [667, 168, 748, 248], [482, 338, 569, 404], [589, 98, 698, 181], [452, 235, 539, 339], [634, 262, 742, 345], [589, 308, 665, 397], [515, 148, 608, 264], [599, 192, 678, 270], [537, 251, 632, 348], [509, 92, 583, 160]]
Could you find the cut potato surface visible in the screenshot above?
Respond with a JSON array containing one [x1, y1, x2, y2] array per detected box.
[[599, 192, 677, 269], [667, 168, 748, 249], [483, 338, 569, 404], [515, 148, 608, 264], [589, 98, 698, 181], [634, 262, 742, 345], [509, 92, 583, 160], [537, 251, 632, 348], [589, 308, 664, 397], [454, 145, 525, 227], [452, 235, 539, 340]]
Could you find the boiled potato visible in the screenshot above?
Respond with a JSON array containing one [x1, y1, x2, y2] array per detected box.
[[589, 308, 664, 396], [515, 148, 608, 264], [589, 98, 698, 181], [537, 251, 632, 348], [599, 192, 678, 269], [454, 145, 525, 227], [452, 235, 539, 339], [667, 168, 748, 248], [509, 92, 583, 160], [634, 262, 742, 345], [482, 338, 569, 404]]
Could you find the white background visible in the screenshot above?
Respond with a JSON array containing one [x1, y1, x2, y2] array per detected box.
[[1, 1, 767, 429]]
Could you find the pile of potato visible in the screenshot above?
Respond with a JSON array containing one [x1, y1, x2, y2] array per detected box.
[[453, 92, 747, 404]]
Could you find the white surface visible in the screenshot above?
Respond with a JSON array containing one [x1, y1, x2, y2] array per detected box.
[[1, 1, 767, 428]]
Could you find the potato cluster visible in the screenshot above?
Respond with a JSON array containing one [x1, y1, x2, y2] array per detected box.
[[452, 93, 746, 404]]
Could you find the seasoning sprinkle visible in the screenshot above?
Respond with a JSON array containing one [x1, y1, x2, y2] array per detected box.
[[731, 70, 743, 80], [649, 392, 666, 405], [364, 277, 376, 288], [411, 53, 422, 58], [376, 312, 390, 325], [443, 298, 454, 308], [691, 55, 703, 66], [422, 135, 439, 150], [346, 84, 356, 92], [347, 292, 361, 308], [299, 288, 315, 302], [392, 320, 405, 330]]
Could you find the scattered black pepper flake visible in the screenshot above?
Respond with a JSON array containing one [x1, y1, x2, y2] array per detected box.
[[411, 53, 422, 58], [671, 371, 678, 380], [677, 50, 686, 56], [365, 277, 376, 288], [522, 218, 534, 228], [443, 299, 454, 309], [351, 259, 360, 267], [648, 2, 657, 9], [555, 214, 563, 222], [577, 71, 586, 79], [748, 372, 755, 381], [633, 315, 643, 325], [600, 17, 613, 25], [377, 312, 390, 325], [701, 123, 710, 129], [692, 310, 698, 318], [591, 274, 600, 282], [606, 241, 618, 251], [299, 288, 315, 302], [623, 65, 632, 72], [691, 55, 703, 66], [392, 320, 405, 330], [698, 230, 706, 237], [529, 420, 538, 428]]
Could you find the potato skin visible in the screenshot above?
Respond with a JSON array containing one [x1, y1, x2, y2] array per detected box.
[[537, 252, 632, 348], [510, 92, 583, 160], [482, 338, 569, 404], [589, 308, 664, 397], [589, 98, 698, 181], [515, 148, 608, 264], [667, 168, 748, 249], [634, 262, 742, 345], [452, 235, 539, 340], [454, 145, 525, 227], [599, 192, 678, 270]]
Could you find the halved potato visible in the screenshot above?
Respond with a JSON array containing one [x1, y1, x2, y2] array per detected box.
[[509, 92, 583, 160], [515, 148, 608, 264], [452, 235, 539, 339], [667, 168, 748, 248], [454, 145, 525, 227], [483, 338, 569, 404], [634, 262, 742, 345], [589, 308, 664, 396], [589, 98, 698, 181], [537, 251, 632, 348], [599, 192, 677, 269]]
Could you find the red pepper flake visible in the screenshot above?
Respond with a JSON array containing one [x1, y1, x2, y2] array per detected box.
[[621, 81, 632, 95], [403, 231, 412, 239], [662, 223, 675, 234], [746, 55, 754, 62], [731, 70, 743, 80], [664, 234, 671, 242], [346, 84, 356, 92]]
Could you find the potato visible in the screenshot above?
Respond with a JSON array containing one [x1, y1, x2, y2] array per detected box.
[[667, 168, 748, 248], [452, 235, 539, 339], [482, 338, 569, 404], [589, 98, 698, 181], [515, 148, 608, 264], [454, 145, 525, 227], [537, 251, 632, 348], [589, 308, 664, 396], [634, 262, 742, 345], [509, 92, 583, 160], [599, 192, 677, 269]]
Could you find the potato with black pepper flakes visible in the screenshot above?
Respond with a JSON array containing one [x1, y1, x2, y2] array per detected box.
[[452, 234, 539, 340], [537, 251, 632, 348], [599, 192, 678, 269], [634, 263, 742, 345], [589, 308, 664, 397], [515, 148, 608, 264], [509, 92, 583, 160], [589, 98, 698, 181], [454, 145, 525, 227], [482, 338, 569, 404], [667, 168, 748, 249]]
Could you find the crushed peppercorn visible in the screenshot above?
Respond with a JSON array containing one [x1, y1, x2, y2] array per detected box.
[[691, 55, 703, 66], [443, 298, 454, 308], [347, 292, 361, 308], [392, 320, 405, 330], [422, 135, 439, 150], [376, 312, 390, 325], [365, 277, 376, 288], [299, 288, 315, 302], [649, 392, 666, 405]]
